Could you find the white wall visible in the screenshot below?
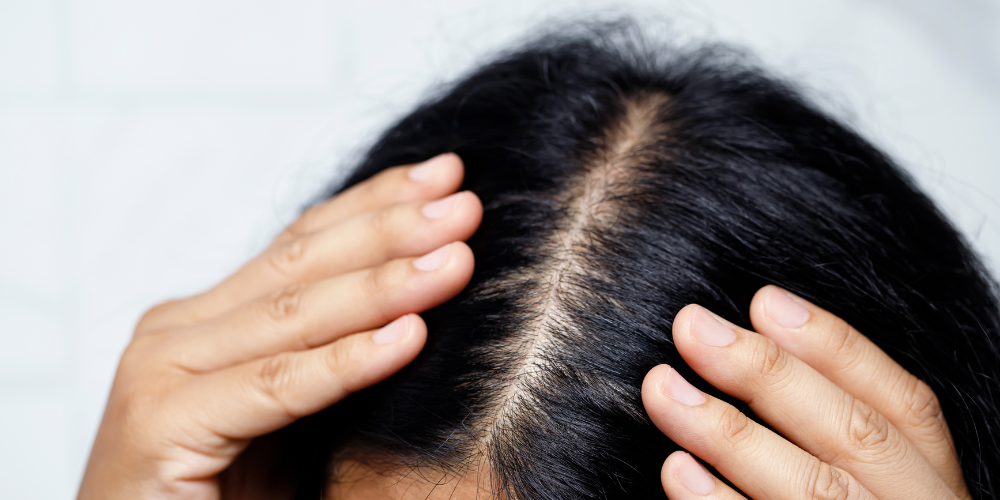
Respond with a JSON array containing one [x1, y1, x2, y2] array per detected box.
[[1, 1, 998, 498]]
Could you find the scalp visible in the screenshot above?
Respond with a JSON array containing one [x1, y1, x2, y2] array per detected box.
[[470, 91, 673, 469], [289, 22, 1000, 500]]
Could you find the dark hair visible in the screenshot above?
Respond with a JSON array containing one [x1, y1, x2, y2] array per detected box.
[[276, 21, 1000, 499]]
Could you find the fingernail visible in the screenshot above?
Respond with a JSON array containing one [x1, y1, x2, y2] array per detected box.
[[765, 288, 810, 329], [692, 308, 735, 347], [373, 315, 410, 344], [676, 453, 715, 496], [413, 243, 450, 271], [661, 367, 706, 406], [422, 192, 462, 219], [408, 154, 450, 181]]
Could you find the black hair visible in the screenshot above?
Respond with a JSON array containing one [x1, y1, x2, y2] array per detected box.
[[275, 21, 1000, 499]]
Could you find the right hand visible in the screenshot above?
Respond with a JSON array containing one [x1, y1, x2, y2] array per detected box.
[[77, 153, 482, 500]]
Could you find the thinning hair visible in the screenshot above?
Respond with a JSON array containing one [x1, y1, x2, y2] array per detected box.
[[274, 22, 1000, 500]]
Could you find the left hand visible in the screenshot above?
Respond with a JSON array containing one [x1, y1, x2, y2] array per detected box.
[[641, 285, 971, 500], [77, 153, 481, 500]]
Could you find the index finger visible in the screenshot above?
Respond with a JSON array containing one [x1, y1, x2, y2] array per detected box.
[[277, 153, 464, 243], [138, 154, 466, 330], [748, 285, 969, 498]]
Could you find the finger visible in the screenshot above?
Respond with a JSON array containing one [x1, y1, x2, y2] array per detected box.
[[642, 365, 878, 500], [749, 286, 966, 495], [279, 152, 464, 241], [660, 451, 746, 500], [672, 305, 957, 500], [165, 242, 473, 371], [184, 314, 427, 440], [145, 192, 482, 330], [262, 191, 481, 280], [136, 153, 465, 331]]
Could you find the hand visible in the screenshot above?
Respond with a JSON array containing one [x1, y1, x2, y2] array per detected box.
[[642, 286, 970, 500], [78, 153, 483, 500]]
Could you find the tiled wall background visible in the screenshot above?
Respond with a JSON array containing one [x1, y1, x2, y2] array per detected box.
[[1, 0, 998, 498]]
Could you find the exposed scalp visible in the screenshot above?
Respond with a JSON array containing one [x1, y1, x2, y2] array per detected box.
[[297, 21, 1000, 500], [471, 91, 672, 470]]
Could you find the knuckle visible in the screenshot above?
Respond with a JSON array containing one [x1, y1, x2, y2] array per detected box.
[[254, 355, 300, 419], [284, 205, 320, 238], [136, 300, 182, 331], [361, 263, 406, 323], [717, 406, 757, 452], [324, 342, 353, 372], [261, 283, 308, 326], [368, 206, 403, 241], [324, 340, 366, 394], [901, 378, 945, 432], [751, 337, 792, 381], [844, 398, 899, 460], [361, 260, 403, 298], [804, 460, 853, 500], [119, 337, 157, 375], [825, 318, 860, 357], [267, 237, 311, 277], [323, 341, 360, 382]]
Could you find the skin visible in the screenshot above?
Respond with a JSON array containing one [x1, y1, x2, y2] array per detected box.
[[644, 290, 972, 500], [78, 153, 482, 500], [79, 152, 972, 500], [327, 460, 492, 500], [328, 289, 973, 500]]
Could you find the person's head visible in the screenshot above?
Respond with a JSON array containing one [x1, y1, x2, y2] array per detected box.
[[275, 21, 1000, 499]]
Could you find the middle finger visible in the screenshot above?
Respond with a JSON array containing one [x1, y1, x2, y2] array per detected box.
[[144, 192, 482, 330]]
